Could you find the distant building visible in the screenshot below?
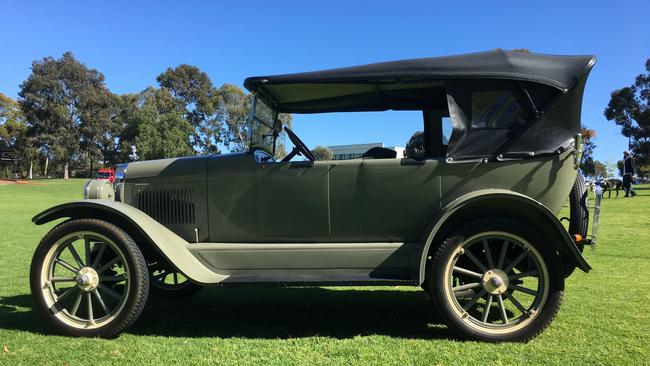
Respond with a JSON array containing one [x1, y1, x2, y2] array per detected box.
[[327, 143, 405, 160]]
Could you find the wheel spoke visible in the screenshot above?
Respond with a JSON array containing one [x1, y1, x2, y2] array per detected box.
[[70, 292, 83, 316], [68, 244, 85, 268], [504, 291, 528, 315], [101, 274, 126, 283], [98, 284, 123, 301], [453, 282, 481, 292], [86, 292, 94, 325], [55, 286, 77, 302], [462, 289, 487, 311], [464, 249, 487, 272], [51, 277, 76, 283], [481, 295, 494, 323], [153, 271, 167, 280], [510, 270, 539, 280], [84, 237, 92, 267], [453, 266, 483, 279], [55, 258, 79, 274], [173, 272, 178, 285], [503, 250, 529, 273], [497, 294, 508, 324], [483, 240, 494, 268], [91, 242, 106, 269], [497, 240, 509, 268], [92, 289, 110, 315], [509, 284, 538, 296], [96, 256, 120, 275]]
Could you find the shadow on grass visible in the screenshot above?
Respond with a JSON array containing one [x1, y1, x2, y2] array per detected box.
[[0, 287, 454, 340]]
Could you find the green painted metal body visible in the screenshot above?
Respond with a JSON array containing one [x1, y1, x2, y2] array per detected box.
[[32, 52, 595, 286], [33, 145, 589, 285]]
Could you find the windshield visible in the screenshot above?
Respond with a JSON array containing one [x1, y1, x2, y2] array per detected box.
[[249, 96, 277, 154], [96, 171, 111, 179]]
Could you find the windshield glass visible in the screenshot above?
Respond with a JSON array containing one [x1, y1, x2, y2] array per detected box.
[[96, 171, 111, 179], [249, 96, 277, 154]]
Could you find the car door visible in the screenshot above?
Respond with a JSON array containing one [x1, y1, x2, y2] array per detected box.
[[362, 158, 442, 242], [328, 159, 365, 242], [256, 160, 330, 242]]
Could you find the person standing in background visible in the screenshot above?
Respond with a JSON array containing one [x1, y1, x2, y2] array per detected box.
[[622, 151, 637, 198]]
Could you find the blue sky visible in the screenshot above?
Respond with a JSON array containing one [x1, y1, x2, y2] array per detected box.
[[1, 0, 648, 167]]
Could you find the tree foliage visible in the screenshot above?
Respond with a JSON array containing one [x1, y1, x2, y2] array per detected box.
[[0, 93, 27, 147], [593, 160, 608, 179], [312, 146, 333, 161], [580, 126, 596, 177], [8, 52, 296, 178], [604, 58, 650, 177], [121, 88, 194, 160], [156, 65, 221, 153], [217, 83, 250, 152], [405, 131, 425, 159], [18, 52, 113, 178]]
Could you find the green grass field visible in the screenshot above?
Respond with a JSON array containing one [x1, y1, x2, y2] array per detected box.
[[1, 179, 649, 365]]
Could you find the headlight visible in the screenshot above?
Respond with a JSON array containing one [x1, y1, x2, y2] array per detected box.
[[83, 180, 115, 200]]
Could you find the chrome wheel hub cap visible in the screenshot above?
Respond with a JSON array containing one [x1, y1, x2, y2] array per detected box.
[[482, 269, 509, 295], [76, 267, 99, 292]]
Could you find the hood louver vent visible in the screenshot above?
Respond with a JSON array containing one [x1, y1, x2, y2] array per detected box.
[[136, 188, 196, 225]]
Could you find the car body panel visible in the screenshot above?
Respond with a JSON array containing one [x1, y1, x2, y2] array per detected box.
[[32, 200, 227, 284], [257, 161, 331, 241], [441, 150, 576, 214], [417, 188, 591, 284], [207, 153, 259, 242]]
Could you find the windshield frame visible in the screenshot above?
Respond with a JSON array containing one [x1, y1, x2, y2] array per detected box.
[[248, 93, 280, 156]]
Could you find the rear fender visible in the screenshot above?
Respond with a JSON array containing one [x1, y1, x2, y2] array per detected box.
[[32, 200, 227, 285], [418, 189, 590, 285]]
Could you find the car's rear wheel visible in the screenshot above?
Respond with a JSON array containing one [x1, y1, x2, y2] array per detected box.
[[30, 219, 149, 338], [148, 262, 202, 297], [428, 218, 564, 342]]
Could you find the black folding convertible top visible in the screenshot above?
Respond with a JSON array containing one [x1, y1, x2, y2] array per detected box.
[[244, 50, 596, 111], [245, 50, 596, 162]]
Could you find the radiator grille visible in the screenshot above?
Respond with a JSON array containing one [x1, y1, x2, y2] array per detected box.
[[136, 188, 196, 225]]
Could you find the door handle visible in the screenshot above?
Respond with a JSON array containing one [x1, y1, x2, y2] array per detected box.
[[400, 158, 426, 166], [290, 161, 314, 168]]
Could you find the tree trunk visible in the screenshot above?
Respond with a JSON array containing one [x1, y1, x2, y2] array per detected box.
[[44, 157, 49, 179], [64, 161, 69, 180], [29, 160, 33, 180]]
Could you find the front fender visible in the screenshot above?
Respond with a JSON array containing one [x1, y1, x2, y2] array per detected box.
[[33, 200, 227, 285], [418, 189, 591, 285]]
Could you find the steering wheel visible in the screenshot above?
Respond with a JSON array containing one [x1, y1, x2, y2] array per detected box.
[[282, 126, 316, 162]]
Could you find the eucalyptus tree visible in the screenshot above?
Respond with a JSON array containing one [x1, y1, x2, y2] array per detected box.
[[157, 64, 222, 153], [19, 52, 113, 178], [605, 58, 650, 176]]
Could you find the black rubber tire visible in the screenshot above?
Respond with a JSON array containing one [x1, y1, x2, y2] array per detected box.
[[427, 218, 564, 342], [569, 172, 589, 243], [149, 268, 202, 298], [30, 219, 149, 338]]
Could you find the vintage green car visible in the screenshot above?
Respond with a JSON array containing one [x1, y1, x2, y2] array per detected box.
[[30, 50, 597, 342]]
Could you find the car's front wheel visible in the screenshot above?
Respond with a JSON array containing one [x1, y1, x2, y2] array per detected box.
[[30, 219, 149, 338], [428, 218, 564, 342]]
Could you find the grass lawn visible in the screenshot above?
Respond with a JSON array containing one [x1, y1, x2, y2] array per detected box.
[[1, 179, 649, 365]]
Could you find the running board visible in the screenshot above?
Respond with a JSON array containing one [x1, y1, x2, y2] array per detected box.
[[207, 269, 418, 287]]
